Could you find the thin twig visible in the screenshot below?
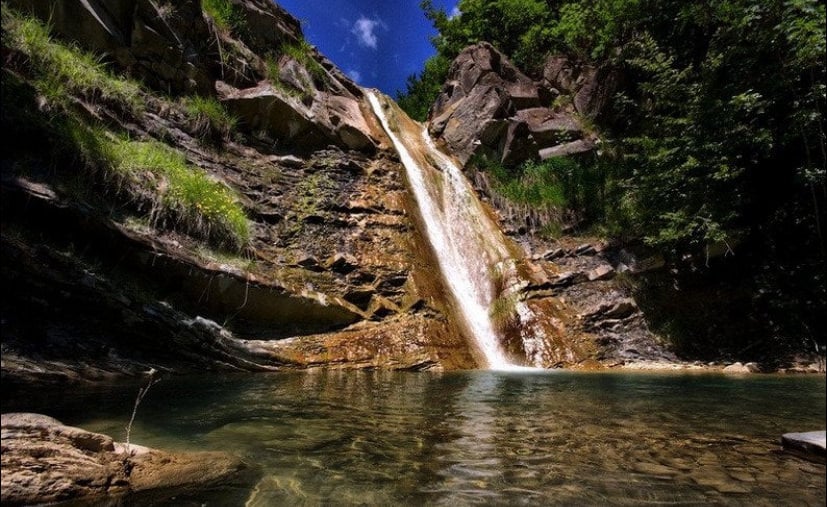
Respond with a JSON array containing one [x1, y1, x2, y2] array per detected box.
[[125, 368, 160, 453]]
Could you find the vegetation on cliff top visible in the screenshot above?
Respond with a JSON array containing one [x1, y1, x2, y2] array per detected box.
[[401, 0, 825, 252], [399, 0, 825, 356], [2, 7, 250, 249]]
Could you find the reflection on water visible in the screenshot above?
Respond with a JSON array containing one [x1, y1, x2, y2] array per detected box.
[[8, 371, 826, 505]]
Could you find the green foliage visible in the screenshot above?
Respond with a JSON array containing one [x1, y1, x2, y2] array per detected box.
[[475, 152, 619, 232], [183, 95, 238, 144], [1, 7, 248, 249], [489, 293, 520, 331], [553, 0, 645, 61], [103, 135, 250, 248], [396, 55, 450, 121], [406, 0, 825, 262], [421, 0, 558, 70], [282, 38, 327, 84], [202, 0, 244, 35], [1, 7, 143, 114], [612, 0, 825, 256], [487, 158, 568, 209], [52, 119, 251, 248]]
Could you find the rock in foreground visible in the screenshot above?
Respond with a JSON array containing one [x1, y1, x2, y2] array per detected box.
[[1, 413, 253, 506], [781, 430, 826, 464]]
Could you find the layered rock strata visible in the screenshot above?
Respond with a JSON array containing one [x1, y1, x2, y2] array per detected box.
[[1, 0, 477, 385]]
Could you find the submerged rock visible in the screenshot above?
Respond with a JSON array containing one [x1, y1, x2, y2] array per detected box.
[[0, 413, 253, 506]]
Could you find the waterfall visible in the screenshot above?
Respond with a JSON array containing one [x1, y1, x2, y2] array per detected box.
[[367, 90, 529, 370]]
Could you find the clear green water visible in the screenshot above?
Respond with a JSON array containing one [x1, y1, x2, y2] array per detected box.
[[8, 370, 826, 506]]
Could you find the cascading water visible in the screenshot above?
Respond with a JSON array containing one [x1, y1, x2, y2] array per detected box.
[[367, 90, 531, 370]]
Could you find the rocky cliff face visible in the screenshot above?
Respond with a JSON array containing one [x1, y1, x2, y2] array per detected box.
[[425, 42, 672, 366], [428, 42, 618, 167], [1, 0, 479, 386], [1, 1, 648, 384]]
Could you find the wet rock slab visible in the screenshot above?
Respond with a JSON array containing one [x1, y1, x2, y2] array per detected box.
[[781, 431, 826, 463]]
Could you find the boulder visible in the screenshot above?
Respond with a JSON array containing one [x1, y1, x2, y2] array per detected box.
[[574, 243, 597, 255], [325, 252, 359, 273], [583, 299, 638, 321], [428, 42, 607, 168], [722, 362, 761, 374], [539, 139, 596, 160], [541, 248, 565, 260], [0, 413, 251, 506], [316, 95, 377, 152], [218, 80, 328, 150], [781, 431, 826, 463], [367, 295, 400, 320], [246, 314, 476, 370], [233, 0, 303, 55], [542, 55, 620, 120], [218, 81, 377, 153], [295, 253, 323, 271], [552, 271, 588, 287], [429, 83, 512, 164]]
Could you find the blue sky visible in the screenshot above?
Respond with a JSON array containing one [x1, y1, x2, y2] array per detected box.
[[276, 0, 459, 96]]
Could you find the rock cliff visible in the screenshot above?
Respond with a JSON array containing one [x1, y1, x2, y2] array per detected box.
[[1, 0, 477, 386], [1, 0, 644, 384], [425, 42, 672, 366], [428, 42, 618, 167]]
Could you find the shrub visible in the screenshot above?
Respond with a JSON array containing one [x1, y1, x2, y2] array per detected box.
[[202, 0, 244, 35], [477, 155, 567, 209]]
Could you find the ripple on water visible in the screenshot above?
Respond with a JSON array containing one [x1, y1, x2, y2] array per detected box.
[[8, 370, 825, 506]]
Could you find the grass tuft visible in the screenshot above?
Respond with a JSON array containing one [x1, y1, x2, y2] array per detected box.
[[48, 117, 251, 250], [475, 155, 568, 209], [489, 294, 520, 331], [2, 7, 249, 250], [281, 38, 327, 84], [183, 95, 238, 144], [1, 7, 143, 114], [202, 0, 244, 35], [104, 136, 250, 248]]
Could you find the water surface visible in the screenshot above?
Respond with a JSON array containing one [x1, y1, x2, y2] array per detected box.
[[8, 370, 825, 506]]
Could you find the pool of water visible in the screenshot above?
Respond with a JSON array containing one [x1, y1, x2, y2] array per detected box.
[[7, 370, 825, 505]]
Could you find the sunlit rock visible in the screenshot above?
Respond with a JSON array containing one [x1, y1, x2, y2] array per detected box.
[[0, 413, 252, 506]]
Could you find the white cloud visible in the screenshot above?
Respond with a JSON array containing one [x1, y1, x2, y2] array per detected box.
[[347, 69, 362, 82], [449, 6, 461, 19], [351, 15, 386, 49]]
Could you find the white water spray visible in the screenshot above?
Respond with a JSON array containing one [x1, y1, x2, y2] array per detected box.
[[368, 91, 530, 370]]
